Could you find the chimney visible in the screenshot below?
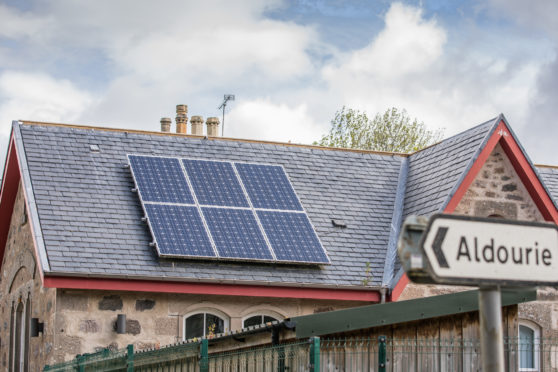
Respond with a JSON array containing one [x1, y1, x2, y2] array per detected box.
[[191, 116, 204, 136], [176, 104, 188, 134], [206, 117, 220, 137], [160, 117, 171, 133]]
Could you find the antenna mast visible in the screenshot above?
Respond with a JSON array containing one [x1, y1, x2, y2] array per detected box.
[[218, 94, 235, 136]]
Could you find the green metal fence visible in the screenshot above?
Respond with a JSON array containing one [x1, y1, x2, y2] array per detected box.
[[44, 336, 558, 371], [207, 339, 317, 372]]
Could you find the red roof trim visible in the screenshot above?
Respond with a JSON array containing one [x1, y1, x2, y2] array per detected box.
[[389, 273, 409, 301], [444, 121, 505, 213], [44, 276, 381, 302], [392, 120, 558, 300], [0, 135, 21, 273], [499, 131, 558, 223]]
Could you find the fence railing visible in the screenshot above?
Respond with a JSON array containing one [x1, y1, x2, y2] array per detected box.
[[44, 336, 557, 371]]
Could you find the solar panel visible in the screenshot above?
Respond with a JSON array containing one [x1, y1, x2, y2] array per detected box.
[[144, 204, 215, 258], [202, 207, 273, 260], [257, 211, 329, 264], [235, 163, 303, 211], [128, 154, 328, 265], [183, 159, 249, 207], [128, 155, 194, 204]]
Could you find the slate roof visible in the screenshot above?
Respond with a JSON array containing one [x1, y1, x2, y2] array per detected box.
[[386, 117, 499, 280], [16, 123, 403, 288], [537, 166, 558, 203], [10, 116, 526, 290], [403, 117, 498, 218]]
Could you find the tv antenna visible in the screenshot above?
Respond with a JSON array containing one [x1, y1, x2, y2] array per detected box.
[[218, 94, 235, 136]]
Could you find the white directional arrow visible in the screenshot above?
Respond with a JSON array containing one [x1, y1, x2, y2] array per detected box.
[[420, 214, 558, 286]]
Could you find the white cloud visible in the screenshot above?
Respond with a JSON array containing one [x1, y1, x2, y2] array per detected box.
[[115, 20, 317, 85], [0, 71, 94, 131], [339, 3, 446, 78], [226, 99, 323, 144], [0, 5, 51, 39], [0, 0, 555, 164], [318, 2, 543, 143]]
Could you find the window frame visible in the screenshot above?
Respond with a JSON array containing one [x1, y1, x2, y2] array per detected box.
[[183, 310, 229, 340], [518, 320, 541, 372], [242, 311, 283, 329]]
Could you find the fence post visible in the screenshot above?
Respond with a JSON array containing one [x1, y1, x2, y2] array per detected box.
[[127, 344, 134, 372], [76, 354, 85, 372], [378, 335, 387, 372], [200, 339, 209, 372], [309, 337, 320, 371]]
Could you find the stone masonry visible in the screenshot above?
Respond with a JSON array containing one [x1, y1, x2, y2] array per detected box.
[[0, 183, 56, 371]]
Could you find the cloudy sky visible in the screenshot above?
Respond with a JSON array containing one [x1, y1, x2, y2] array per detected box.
[[0, 0, 557, 164]]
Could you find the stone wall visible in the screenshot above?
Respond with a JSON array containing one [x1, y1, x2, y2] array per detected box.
[[0, 183, 57, 371], [453, 143, 543, 221], [54, 289, 366, 360]]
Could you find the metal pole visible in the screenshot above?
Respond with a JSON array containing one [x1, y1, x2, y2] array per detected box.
[[222, 104, 225, 136], [479, 286, 504, 372], [309, 337, 320, 371], [378, 335, 386, 372]]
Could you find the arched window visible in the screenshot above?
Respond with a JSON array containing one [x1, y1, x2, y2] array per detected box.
[[242, 313, 282, 328], [14, 302, 24, 372], [519, 320, 540, 371], [9, 303, 14, 372], [24, 297, 30, 372], [183, 311, 228, 340]]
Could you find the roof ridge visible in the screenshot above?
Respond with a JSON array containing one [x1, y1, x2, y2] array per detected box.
[[19, 120, 409, 157], [535, 164, 558, 169]]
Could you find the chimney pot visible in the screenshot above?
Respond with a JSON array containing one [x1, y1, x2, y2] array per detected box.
[[206, 117, 220, 137], [191, 116, 204, 136], [176, 104, 188, 115], [160, 117, 172, 133], [176, 104, 188, 134]]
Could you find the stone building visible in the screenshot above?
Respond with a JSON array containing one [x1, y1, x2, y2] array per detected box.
[[0, 111, 556, 371]]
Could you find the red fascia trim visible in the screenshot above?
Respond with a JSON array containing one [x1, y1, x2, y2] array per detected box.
[[444, 121, 505, 213], [44, 276, 381, 302], [499, 130, 558, 223], [0, 136, 21, 272], [389, 273, 409, 302]]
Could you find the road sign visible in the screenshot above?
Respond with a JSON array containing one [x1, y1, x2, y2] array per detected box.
[[397, 213, 558, 372], [403, 214, 558, 286]]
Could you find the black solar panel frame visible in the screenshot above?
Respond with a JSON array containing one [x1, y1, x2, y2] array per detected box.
[[128, 154, 330, 265]]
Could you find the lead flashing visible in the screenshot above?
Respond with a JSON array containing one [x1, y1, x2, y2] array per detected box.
[[382, 157, 408, 286], [13, 121, 50, 272]]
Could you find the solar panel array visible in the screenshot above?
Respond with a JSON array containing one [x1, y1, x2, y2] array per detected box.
[[128, 155, 329, 265]]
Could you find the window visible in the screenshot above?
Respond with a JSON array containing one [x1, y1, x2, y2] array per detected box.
[[14, 302, 23, 372], [184, 311, 228, 340], [519, 321, 540, 371], [243, 314, 280, 328]]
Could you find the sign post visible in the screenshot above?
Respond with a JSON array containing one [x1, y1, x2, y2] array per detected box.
[[479, 286, 504, 371], [398, 214, 558, 372]]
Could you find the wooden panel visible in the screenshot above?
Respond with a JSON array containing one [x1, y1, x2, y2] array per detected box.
[[417, 318, 440, 372], [439, 315, 463, 372], [461, 311, 480, 372], [391, 325, 417, 372], [504, 306, 518, 372]]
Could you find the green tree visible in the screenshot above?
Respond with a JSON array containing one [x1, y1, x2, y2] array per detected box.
[[316, 107, 443, 152]]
